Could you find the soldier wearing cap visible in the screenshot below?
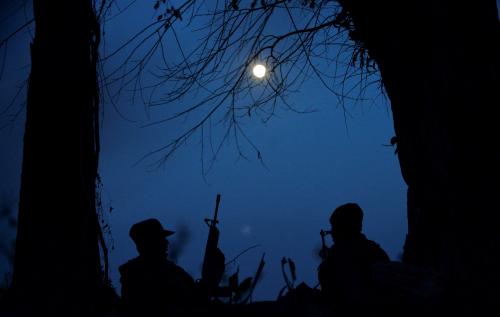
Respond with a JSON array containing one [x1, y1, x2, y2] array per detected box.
[[119, 218, 199, 316], [318, 203, 390, 313]]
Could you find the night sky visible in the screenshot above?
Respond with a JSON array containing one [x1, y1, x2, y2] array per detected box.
[[0, 1, 409, 300]]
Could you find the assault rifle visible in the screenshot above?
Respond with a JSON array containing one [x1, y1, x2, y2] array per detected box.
[[201, 194, 223, 296]]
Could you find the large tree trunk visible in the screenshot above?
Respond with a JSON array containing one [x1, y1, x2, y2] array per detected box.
[[339, 0, 500, 304], [12, 0, 103, 315]]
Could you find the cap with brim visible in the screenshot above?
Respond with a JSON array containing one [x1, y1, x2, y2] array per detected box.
[[129, 218, 175, 244]]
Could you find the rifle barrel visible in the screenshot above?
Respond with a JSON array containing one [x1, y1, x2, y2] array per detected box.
[[213, 194, 221, 223]]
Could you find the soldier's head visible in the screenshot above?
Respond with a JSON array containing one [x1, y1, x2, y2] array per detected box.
[[329, 203, 363, 241], [129, 218, 175, 257]]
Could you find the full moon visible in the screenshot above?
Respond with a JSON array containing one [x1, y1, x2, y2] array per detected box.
[[252, 64, 266, 78]]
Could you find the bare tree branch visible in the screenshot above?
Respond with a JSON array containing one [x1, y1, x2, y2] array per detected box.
[[100, 0, 382, 172]]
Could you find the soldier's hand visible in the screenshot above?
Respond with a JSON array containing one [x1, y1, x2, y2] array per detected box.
[[202, 247, 226, 290], [213, 248, 225, 285]]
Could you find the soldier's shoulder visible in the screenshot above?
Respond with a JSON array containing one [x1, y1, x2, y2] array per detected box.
[[364, 238, 382, 249], [119, 257, 141, 275], [166, 260, 189, 273], [364, 239, 390, 261], [166, 260, 194, 280]]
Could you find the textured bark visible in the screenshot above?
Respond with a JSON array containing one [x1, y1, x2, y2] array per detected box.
[[12, 0, 102, 315], [338, 0, 500, 302]]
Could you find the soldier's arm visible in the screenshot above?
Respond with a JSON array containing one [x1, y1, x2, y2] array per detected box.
[[118, 265, 137, 312], [317, 254, 333, 292]]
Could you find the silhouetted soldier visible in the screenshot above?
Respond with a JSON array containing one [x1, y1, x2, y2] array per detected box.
[[119, 218, 207, 316], [318, 203, 390, 314]]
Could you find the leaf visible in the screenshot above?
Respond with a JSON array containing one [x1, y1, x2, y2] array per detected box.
[[288, 258, 297, 281], [153, 1, 159, 10], [277, 286, 288, 299], [252, 254, 266, 287], [157, 14, 163, 21], [237, 277, 253, 294], [281, 257, 292, 290], [229, 269, 239, 291], [234, 276, 252, 302]]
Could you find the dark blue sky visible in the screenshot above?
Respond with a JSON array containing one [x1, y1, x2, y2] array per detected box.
[[0, 1, 408, 300]]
